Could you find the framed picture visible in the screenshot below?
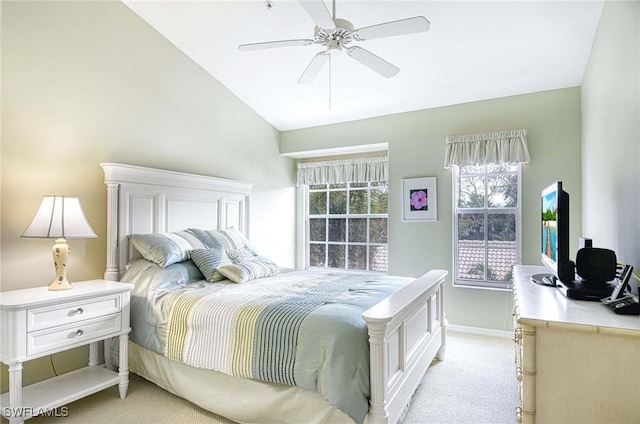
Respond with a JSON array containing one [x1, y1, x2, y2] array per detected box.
[[402, 177, 437, 221]]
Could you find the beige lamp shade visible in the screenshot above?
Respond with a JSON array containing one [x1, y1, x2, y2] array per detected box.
[[22, 196, 97, 239], [22, 196, 97, 290]]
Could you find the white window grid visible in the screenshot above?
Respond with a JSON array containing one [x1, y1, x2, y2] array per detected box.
[[306, 182, 388, 272], [452, 164, 522, 289]]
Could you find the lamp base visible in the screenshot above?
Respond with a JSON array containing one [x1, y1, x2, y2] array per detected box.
[[49, 238, 73, 291], [49, 279, 73, 291]]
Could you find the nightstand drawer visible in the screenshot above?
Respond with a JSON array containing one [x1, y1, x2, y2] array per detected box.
[[27, 294, 121, 332], [27, 313, 122, 356]]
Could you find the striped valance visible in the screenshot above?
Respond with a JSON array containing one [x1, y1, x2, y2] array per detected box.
[[444, 129, 531, 168], [296, 156, 388, 186]]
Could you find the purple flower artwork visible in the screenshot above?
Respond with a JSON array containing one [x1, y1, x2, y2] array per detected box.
[[403, 177, 437, 221], [410, 189, 428, 211]]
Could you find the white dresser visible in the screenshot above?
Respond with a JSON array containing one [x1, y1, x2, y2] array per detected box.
[[0, 280, 133, 423], [513, 265, 640, 424]]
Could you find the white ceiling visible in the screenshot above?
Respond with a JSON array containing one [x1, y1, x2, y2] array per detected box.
[[124, 0, 604, 131]]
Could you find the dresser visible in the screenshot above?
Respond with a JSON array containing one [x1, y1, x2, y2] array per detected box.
[[0, 280, 133, 424], [513, 265, 640, 423]]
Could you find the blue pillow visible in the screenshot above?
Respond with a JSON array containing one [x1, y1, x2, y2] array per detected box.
[[130, 231, 207, 268], [190, 247, 233, 282]]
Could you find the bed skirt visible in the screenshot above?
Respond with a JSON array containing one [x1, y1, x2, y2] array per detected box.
[[126, 341, 355, 424]]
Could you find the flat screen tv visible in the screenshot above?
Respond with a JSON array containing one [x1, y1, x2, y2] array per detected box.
[[540, 182, 574, 283]]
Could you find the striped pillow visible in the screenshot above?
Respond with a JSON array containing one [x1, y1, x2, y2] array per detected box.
[[130, 231, 207, 268], [190, 247, 233, 282], [227, 248, 254, 263], [188, 227, 258, 255], [217, 257, 280, 284]]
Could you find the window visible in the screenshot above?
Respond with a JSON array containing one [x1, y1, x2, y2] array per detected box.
[[307, 182, 388, 272], [453, 163, 521, 289]]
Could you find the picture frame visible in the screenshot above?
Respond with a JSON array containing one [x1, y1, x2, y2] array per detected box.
[[402, 177, 437, 221]]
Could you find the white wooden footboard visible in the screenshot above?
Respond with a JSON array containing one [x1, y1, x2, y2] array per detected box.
[[362, 269, 448, 424]]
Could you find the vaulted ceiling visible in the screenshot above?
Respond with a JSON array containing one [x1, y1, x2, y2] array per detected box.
[[124, 0, 604, 131]]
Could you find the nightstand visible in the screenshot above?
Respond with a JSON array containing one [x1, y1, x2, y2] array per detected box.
[[0, 280, 133, 424]]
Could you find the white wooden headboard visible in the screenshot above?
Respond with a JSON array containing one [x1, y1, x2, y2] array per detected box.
[[101, 163, 253, 281]]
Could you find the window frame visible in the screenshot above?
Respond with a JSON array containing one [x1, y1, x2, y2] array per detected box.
[[304, 182, 388, 273], [452, 163, 522, 290]]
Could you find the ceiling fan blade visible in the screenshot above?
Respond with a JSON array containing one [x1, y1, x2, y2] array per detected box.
[[298, 52, 330, 85], [347, 46, 399, 78], [299, 0, 336, 30], [238, 39, 315, 51], [354, 16, 430, 41]]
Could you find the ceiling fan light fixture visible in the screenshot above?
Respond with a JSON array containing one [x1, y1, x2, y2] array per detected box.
[[313, 19, 354, 47], [239, 0, 429, 83], [325, 39, 343, 53]]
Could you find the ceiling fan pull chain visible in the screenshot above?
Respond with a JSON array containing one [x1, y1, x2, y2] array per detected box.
[[329, 54, 332, 110]]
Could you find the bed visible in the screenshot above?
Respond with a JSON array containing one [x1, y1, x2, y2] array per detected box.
[[100, 162, 447, 424]]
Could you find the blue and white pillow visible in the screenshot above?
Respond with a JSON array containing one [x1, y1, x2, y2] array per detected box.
[[217, 257, 280, 284], [130, 231, 207, 268], [188, 227, 258, 256], [190, 247, 233, 282]]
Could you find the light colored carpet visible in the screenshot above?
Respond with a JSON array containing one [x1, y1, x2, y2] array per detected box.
[[4, 373, 234, 424], [3, 331, 517, 424], [402, 330, 518, 424]]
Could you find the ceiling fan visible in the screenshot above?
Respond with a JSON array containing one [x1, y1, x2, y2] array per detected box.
[[238, 0, 430, 85]]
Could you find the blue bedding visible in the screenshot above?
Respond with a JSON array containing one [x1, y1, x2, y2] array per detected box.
[[121, 259, 410, 423]]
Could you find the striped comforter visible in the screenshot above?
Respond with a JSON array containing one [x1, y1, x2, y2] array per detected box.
[[165, 272, 363, 385], [122, 260, 410, 423]]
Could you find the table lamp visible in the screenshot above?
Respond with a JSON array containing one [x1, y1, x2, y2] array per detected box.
[[21, 196, 97, 290]]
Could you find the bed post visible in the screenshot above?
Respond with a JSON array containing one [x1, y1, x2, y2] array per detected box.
[[104, 181, 120, 281], [367, 323, 391, 423]]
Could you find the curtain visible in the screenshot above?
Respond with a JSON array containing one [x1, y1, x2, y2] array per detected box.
[[296, 156, 388, 186], [444, 129, 531, 168]]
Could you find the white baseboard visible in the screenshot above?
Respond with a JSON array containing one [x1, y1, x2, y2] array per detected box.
[[448, 324, 512, 339]]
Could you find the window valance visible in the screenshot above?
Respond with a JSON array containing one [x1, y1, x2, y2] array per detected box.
[[444, 129, 531, 168], [296, 156, 388, 186]]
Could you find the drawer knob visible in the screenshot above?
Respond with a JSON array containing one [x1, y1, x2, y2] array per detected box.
[[75, 308, 84, 315], [75, 329, 84, 337]]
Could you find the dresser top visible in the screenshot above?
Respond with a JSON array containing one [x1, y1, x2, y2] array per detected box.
[[514, 265, 639, 333], [0, 280, 133, 309]]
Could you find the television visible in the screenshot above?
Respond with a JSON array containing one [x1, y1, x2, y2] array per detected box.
[[535, 182, 616, 300], [540, 182, 574, 284]]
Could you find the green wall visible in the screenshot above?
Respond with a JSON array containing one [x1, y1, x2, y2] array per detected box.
[[282, 87, 583, 330], [581, 0, 640, 274]]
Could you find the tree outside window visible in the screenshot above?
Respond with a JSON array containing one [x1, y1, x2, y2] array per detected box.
[[454, 164, 521, 288], [307, 182, 388, 272]]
